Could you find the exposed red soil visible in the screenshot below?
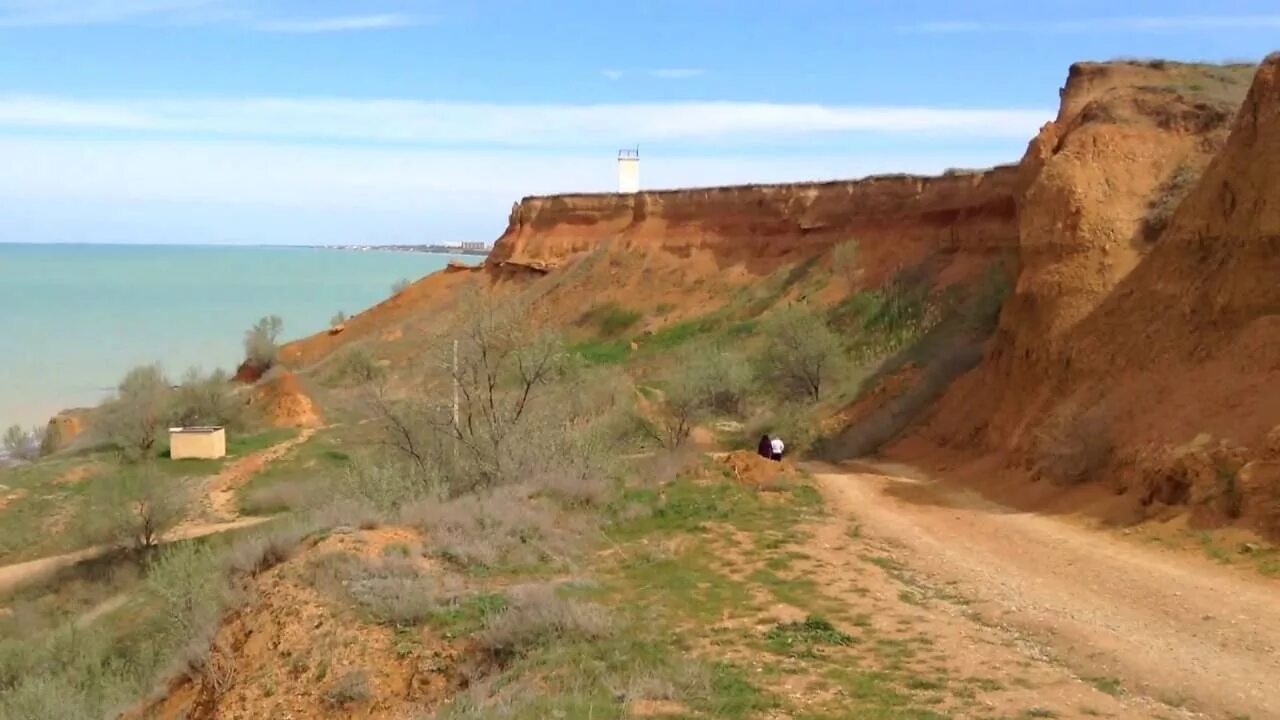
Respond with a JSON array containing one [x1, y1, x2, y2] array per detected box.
[[719, 450, 796, 489], [143, 528, 471, 720], [252, 371, 323, 429]]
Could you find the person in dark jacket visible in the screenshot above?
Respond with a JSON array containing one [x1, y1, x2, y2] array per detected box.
[[757, 434, 772, 459]]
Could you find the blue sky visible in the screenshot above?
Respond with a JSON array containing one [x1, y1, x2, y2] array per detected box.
[[0, 1, 1276, 245]]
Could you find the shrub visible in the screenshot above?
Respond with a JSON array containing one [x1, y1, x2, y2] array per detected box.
[[79, 465, 188, 550], [325, 668, 372, 708], [1143, 161, 1200, 242], [243, 315, 284, 370], [2, 425, 43, 461], [477, 584, 611, 660], [1034, 402, 1114, 485], [584, 302, 642, 336], [402, 486, 568, 571], [146, 541, 225, 643], [169, 367, 244, 429], [831, 239, 859, 277], [324, 346, 385, 387], [757, 304, 848, 401], [99, 364, 172, 460], [311, 551, 465, 626]]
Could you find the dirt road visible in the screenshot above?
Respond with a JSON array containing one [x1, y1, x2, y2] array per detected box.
[[807, 461, 1280, 720], [204, 427, 317, 521], [0, 517, 270, 597]]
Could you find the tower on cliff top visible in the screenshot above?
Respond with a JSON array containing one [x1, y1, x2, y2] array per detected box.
[[617, 147, 639, 194]]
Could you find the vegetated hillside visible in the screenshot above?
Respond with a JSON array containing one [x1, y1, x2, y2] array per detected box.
[[906, 57, 1279, 532], [279, 57, 1276, 538], [282, 169, 1020, 377]]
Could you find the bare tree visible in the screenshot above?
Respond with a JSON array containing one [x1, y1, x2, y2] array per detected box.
[[80, 464, 188, 550], [758, 304, 847, 401], [2, 424, 44, 461], [366, 292, 569, 493]]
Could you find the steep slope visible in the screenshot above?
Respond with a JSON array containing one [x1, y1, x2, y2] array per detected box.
[[912, 58, 1277, 529], [282, 170, 1022, 371]]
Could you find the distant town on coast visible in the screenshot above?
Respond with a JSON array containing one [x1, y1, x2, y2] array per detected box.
[[313, 241, 491, 256]]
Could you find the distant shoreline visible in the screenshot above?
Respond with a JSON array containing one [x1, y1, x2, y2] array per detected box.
[[310, 245, 490, 257]]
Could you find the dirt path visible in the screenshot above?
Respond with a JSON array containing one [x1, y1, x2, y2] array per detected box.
[[806, 460, 1280, 720], [0, 517, 271, 597], [204, 427, 316, 521]]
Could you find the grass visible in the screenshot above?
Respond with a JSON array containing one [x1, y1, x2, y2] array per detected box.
[[571, 339, 630, 365], [1087, 676, 1124, 697], [582, 302, 642, 336], [765, 615, 856, 658]]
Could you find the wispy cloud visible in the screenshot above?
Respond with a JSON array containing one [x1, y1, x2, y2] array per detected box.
[[254, 13, 419, 33], [904, 14, 1280, 34], [0, 0, 219, 27], [600, 69, 625, 81], [0, 95, 1051, 145], [0, 0, 422, 32], [649, 68, 705, 79]]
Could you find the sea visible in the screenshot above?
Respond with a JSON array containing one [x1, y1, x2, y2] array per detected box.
[[0, 244, 466, 430]]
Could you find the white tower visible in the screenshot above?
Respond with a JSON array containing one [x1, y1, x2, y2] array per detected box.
[[617, 147, 640, 193]]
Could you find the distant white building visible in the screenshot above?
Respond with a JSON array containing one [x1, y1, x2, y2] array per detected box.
[[617, 148, 640, 193]]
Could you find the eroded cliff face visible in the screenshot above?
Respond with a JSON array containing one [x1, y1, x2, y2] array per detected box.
[[491, 170, 1020, 283], [914, 57, 1278, 530], [283, 169, 1023, 368]]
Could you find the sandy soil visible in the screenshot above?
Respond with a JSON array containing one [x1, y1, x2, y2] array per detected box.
[[807, 460, 1280, 720]]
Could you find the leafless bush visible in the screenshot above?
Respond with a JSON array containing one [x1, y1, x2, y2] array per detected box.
[[477, 584, 611, 660], [324, 668, 371, 708], [366, 293, 636, 498], [1034, 402, 1115, 485], [79, 464, 188, 550], [308, 551, 464, 626], [2, 424, 43, 461], [401, 486, 575, 571], [223, 520, 315, 576]]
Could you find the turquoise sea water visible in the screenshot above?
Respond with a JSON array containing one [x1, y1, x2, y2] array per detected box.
[[0, 244, 464, 428]]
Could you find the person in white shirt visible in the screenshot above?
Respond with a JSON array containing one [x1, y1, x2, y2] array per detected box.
[[770, 436, 784, 462]]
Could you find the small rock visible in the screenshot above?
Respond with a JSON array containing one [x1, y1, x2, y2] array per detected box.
[[1240, 542, 1261, 555]]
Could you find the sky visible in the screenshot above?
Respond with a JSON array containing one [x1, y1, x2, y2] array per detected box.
[[0, 1, 1276, 245]]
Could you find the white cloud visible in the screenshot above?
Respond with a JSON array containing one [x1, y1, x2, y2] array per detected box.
[[905, 14, 1280, 33], [254, 13, 419, 33], [600, 69, 625, 81], [649, 68, 705, 79], [0, 95, 1050, 145]]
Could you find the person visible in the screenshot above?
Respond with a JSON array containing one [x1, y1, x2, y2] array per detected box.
[[770, 435, 784, 462], [757, 434, 772, 459]]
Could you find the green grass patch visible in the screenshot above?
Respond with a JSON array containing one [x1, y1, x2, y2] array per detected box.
[[582, 301, 643, 336], [1087, 676, 1124, 697], [765, 615, 856, 658], [571, 339, 630, 365]]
